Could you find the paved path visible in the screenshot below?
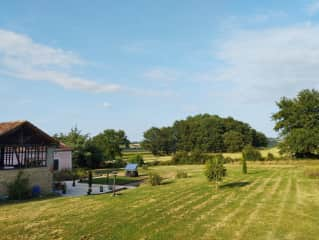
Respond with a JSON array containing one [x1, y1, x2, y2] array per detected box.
[[60, 181, 136, 197]]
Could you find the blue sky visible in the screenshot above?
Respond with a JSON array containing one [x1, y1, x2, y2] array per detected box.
[[1, 0, 319, 140]]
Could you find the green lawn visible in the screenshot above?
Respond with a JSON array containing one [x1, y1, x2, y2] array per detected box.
[[123, 147, 282, 163], [1, 161, 319, 240]]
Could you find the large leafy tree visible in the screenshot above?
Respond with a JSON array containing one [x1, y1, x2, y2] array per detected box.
[[142, 114, 267, 155], [91, 129, 129, 160], [223, 131, 245, 152], [54, 127, 94, 168], [142, 127, 176, 155], [272, 89, 319, 157], [54, 128, 130, 168]]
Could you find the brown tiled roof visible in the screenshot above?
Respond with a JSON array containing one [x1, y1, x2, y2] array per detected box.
[[0, 120, 27, 136], [0, 120, 59, 145]]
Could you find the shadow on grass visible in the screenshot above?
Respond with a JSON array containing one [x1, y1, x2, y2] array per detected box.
[[220, 181, 251, 189], [246, 169, 269, 175], [161, 179, 175, 185]]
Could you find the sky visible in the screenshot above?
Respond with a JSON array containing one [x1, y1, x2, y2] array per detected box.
[[1, 0, 319, 141]]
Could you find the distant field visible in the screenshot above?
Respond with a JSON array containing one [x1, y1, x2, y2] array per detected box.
[[123, 147, 282, 163], [1, 161, 319, 239], [122, 150, 172, 163], [222, 147, 281, 160]]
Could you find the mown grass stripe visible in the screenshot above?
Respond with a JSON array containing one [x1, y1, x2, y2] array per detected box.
[[200, 170, 279, 239], [233, 170, 284, 239]]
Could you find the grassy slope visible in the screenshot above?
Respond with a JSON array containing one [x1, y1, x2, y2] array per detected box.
[[1, 161, 319, 240]]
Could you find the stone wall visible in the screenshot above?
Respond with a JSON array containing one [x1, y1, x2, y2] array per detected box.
[[0, 168, 53, 197]]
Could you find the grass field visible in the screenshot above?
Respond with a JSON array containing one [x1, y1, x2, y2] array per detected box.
[[1, 161, 319, 240], [123, 147, 282, 163]]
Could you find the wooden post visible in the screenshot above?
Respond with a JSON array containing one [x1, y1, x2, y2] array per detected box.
[[0, 146, 4, 169], [112, 174, 117, 197]]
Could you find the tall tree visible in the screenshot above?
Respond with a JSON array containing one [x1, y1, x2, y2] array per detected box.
[[91, 129, 129, 160], [272, 89, 319, 157], [54, 127, 92, 167], [142, 114, 267, 155], [223, 131, 245, 152]]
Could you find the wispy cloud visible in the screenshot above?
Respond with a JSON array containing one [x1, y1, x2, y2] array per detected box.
[[0, 29, 121, 93], [214, 23, 319, 102], [306, 1, 319, 16]]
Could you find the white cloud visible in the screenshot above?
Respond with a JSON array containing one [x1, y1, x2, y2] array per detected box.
[[306, 1, 319, 15], [0, 29, 121, 93], [143, 68, 181, 82], [214, 24, 319, 102]]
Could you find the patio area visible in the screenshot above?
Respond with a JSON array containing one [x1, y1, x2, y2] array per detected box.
[[61, 181, 137, 197]]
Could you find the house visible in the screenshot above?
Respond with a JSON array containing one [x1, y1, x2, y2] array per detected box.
[[0, 120, 59, 196], [53, 142, 72, 171], [125, 163, 138, 177]]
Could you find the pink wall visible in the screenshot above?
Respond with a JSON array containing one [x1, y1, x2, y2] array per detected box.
[[53, 150, 72, 170]]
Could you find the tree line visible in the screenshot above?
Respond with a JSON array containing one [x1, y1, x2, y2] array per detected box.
[[54, 88, 319, 169], [142, 114, 268, 155], [54, 128, 129, 168]]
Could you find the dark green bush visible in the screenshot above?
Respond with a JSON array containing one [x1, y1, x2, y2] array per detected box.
[[224, 156, 234, 163], [148, 160, 160, 166], [128, 154, 145, 166], [171, 151, 189, 164], [53, 169, 74, 181], [6, 171, 30, 200], [242, 145, 262, 161], [176, 170, 188, 179], [103, 159, 127, 168], [267, 153, 275, 161], [148, 172, 162, 186], [172, 150, 209, 165]]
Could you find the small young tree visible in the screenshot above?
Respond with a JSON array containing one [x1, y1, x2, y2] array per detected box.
[[148, 172, 162, 186], [205, 155, 226, 188], [242, 157, 247, 174]]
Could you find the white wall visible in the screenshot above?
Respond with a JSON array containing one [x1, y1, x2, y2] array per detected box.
[[53, 150, 72, 171]]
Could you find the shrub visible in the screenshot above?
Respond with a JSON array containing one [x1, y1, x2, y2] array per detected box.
[[171, 151, 189, 164], [242, 145, 262, 161], [128, 154, 145, 166], [267, 153, 275, 161], [6, 171, 30, 200], [53, 169, 74, 181], [75, 168, 87, 181], [205, 155, 226, 182], [224, 156, 234, 164], [148, 160, 160, 166], [148, 172, 162, 186], [189, 149, 209, 164], [176, 170, 188, 179], [304, 167, 319, 179], [172, 150, 209, 165]]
